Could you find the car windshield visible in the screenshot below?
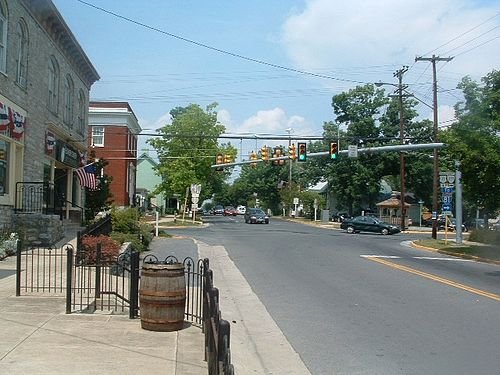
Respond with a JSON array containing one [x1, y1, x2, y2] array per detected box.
[[250, 209, 265, 215]]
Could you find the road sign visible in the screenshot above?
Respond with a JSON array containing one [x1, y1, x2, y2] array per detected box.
[[348, 145, 358, 158], [442, 195, 452, 204], [442, 202, 452, 215], [441, 186, 454, 193]]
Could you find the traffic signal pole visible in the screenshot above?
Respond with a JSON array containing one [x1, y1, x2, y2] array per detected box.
[[211, 143, 446, 168]]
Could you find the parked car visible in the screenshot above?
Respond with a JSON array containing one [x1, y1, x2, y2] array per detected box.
[[438, 218, 468, 232], [236, 205, 246, 215], [213, 205, 224, 215], [340, 216, 400, 235], [244, 208, 269, 224], [224, 206, 237, 216]]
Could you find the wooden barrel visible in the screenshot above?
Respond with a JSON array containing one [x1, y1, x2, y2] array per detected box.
[[139, 262, 186, 332]]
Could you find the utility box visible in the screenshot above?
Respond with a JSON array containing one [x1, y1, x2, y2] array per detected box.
[[321, 210, 330, 222]]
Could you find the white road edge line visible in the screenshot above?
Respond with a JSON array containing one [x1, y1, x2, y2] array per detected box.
[[413, 256, 474, 262]]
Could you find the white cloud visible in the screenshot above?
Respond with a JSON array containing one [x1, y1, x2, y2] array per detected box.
[[218, 107, 317, 163], [139, 112, 171, 132], [238, 107, 313, 136], [281, 0, 499, 80], [217, 109, 234, 130]]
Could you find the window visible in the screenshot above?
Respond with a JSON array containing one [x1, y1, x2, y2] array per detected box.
[[63, 75, 74, 126], [92, 126, 104, 147], [48, 56, 59, 113], [16, 20, 29, 87], [76, 90, 85, 135], [0, 1, 7, 74]]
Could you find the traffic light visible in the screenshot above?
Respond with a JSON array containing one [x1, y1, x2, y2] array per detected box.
[[261, 146, 269, 161], [250, 151, 258, 168], [223, 154, 232, 164], [272, 147, 283, 166], [297, 142, 307, 162], [329, 141, 338, 160], [288, 144, 296, 161], [276, 147, 284, 165], [215, 153, 224, 171]]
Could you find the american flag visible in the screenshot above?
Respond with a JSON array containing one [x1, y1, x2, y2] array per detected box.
[[76, 163, 97, 190]]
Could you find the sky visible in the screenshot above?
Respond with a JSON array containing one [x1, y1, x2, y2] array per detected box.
[[52, 0, 499, 170]]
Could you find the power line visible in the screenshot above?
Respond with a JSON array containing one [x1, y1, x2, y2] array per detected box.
[[76, 0, 366, 85], [442, 25, 500, 56], [421, 11, 500, 56]]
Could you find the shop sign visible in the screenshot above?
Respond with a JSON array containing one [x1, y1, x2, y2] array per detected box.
[[56, 140, 79, 168]]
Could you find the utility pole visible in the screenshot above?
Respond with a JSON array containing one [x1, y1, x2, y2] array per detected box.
[[376, 67, 411, 230], [415, 55, 453, 239], [394, 66, 409, 231]]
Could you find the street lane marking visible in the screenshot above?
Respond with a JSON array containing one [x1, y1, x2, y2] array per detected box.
[[413, 256, 473, 262], [361, 255, 474, 262], [364, 256, 500, 302]]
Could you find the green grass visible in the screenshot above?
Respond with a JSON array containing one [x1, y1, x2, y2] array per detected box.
[[415, 239, 500, 261]]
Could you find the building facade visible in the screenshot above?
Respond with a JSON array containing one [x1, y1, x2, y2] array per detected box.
[[136, 152, 166, 213], [88, 102, 141, 208], [0, 0, 99, 242]]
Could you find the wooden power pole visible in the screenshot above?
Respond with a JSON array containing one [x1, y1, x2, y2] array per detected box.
[[415, 55, 453, 239]]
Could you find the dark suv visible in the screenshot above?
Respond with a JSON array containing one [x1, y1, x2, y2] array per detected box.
[[244, 208, 269, 224]]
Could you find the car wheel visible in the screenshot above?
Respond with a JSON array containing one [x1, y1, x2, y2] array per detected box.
[[265, 220, 269, 224], [381, 228, 389, 235], [346, 226, 355, 234]]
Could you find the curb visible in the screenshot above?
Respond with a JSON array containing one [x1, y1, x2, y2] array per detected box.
[[410, 241, 500, 265]]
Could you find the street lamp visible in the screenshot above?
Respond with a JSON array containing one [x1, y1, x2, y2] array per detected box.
[[375, 66, 409, 230], [286, 128, 293, 218]]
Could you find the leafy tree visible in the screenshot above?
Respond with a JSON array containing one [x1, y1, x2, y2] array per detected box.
[[321, 85, 390, 213], [230, 160, 288, 214], [148, 103, 236, 203], [441, 70, 500, 219]]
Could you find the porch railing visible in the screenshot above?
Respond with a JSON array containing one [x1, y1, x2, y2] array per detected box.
[[15, 182, 56, 215]]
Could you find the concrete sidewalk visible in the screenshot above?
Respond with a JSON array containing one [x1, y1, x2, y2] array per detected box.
[[0, 235, 206, 375], [0, 230, 312, 374]]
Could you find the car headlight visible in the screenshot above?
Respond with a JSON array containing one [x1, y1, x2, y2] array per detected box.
[[251, 216, 256, 219]]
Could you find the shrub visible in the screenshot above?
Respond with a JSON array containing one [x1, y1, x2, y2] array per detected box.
[[468, 229, 500, 245], [80, 234, 121, 264], [111, 207, 140, 233], [109, 231, 140, 252]]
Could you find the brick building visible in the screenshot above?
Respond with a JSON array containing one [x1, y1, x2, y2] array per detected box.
[[88, 102, 141, 208], [0, 0, 99, 243]]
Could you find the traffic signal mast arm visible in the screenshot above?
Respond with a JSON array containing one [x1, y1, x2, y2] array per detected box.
[[210, 143, 445, 168]]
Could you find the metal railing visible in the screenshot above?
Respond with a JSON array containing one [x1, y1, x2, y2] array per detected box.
[[203, 259, 234, 375], [76, 215, 112, 253], [15, 182, 55, 214]]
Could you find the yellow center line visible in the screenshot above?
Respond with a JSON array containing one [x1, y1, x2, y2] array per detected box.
[[366, 257, 500, 302]]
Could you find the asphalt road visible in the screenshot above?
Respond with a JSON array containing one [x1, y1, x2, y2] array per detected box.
[[167, 215, 500, 375]]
